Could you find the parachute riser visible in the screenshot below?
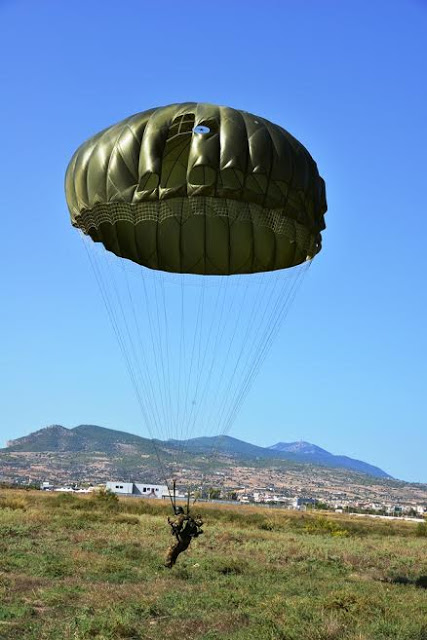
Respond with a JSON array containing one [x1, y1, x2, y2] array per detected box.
[[186, 485, 191, 516]]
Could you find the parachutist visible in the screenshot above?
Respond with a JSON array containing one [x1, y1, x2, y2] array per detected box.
[[66, 104, 327, 527], [164, 507, 203, 568]]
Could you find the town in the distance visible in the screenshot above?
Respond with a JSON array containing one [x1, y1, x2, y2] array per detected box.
[[1, 424, 426, 521]]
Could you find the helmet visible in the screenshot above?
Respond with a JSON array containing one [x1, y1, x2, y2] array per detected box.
[[174, 506, 184, 515]]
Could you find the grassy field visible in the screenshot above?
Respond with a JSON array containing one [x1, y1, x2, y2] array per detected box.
[[0, 490, 426, 640]]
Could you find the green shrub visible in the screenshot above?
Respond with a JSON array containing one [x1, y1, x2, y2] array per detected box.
[[0, 523, 34, 538], [48, 492, 78, 509], [259, 518, 282, 532], [91, 488, 119, 511], [0, 496, 27, 510], [304, 517, 349, 536], [113, 514, 140, 525], [210, 557, 248, 575]]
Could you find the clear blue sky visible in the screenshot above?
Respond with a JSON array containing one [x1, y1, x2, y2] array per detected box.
[[1, 0, 426, 482]]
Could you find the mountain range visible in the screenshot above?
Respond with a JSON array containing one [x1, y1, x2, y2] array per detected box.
[[3, 424, 390, 479]]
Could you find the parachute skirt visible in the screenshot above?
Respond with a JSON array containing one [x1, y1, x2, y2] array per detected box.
[[72, 197, 318, 275]]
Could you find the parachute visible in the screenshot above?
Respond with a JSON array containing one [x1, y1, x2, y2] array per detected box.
[[65, 103, 327, 499]]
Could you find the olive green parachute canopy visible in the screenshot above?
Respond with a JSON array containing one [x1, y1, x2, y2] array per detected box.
[[65, 103, 326, 275]]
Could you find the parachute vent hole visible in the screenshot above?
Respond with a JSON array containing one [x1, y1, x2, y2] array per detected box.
[[193, 125, 211, 135]]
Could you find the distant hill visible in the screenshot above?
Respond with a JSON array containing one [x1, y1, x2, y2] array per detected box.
[[169, 435, 390, 478], [5, 424, 154, 455], [167, 435, 269, 458], [5, 425, 390, 479], [270, 441, 330, 455], [268, 441, 389, 478]]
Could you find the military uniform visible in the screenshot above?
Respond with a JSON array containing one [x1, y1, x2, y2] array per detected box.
[[165, 509, 203, 568]]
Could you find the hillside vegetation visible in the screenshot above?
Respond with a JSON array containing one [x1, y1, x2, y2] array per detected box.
[[4, 424, 390, 477], [0, 489, 426, 639]]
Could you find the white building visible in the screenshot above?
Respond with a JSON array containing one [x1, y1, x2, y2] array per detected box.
[[292, 497, 317, 510], [40, 481, 54, 490], [106, 481, 168, 499]]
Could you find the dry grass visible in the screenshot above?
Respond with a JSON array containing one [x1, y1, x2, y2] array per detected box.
[[0, 489, 426, 639]]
